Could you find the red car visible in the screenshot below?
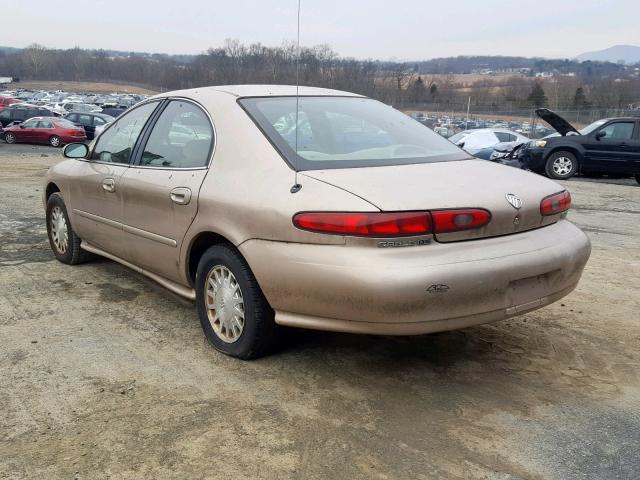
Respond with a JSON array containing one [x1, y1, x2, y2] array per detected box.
[[2, 117, 86, 147], [0, 97, 19, 111]]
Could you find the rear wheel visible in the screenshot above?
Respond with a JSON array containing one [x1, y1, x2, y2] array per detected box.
[[195, 244, 278, 359], [545, 151, 578, 180], [49, 135, 61, 147], [46, 193, 92, 264], [4, 132, 16, 144]]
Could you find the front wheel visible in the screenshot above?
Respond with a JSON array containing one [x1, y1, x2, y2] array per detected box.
[[195, 245, 278, 359], [4, 132, 16, 144], [49, 135, 62, 147], [545, 151, 578, 180], [46, 193, 92, 264]]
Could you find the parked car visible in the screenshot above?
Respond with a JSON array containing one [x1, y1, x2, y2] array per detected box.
[[0, 97, 20, 111], [64, 112, 115, 140], [0, 106, 57, 127], [520, 108, 640, 182], [100, 106, 128, 118], [449, 128, 529, 155], [3, 117, 86, 146], [44, 85, 590, 359]]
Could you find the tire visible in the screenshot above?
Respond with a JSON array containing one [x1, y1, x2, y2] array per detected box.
[[635, 174, 640, 185], [545, 151, 578, 180], [46, 193, 92, 264], [49, 135, 61, 147], [4, 132, 16, 144], [195, 244, 278, 359]]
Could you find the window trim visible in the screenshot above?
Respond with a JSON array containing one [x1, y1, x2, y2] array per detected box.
[[129, 96, 216, 171], [596, 121, 636, 141], [84, 99, 163, 166]]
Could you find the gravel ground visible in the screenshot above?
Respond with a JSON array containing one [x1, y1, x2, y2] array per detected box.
[[1, 144, 639, 480]]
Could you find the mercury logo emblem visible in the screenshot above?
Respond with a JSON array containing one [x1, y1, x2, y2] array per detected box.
[[506, 193, 522, 210]]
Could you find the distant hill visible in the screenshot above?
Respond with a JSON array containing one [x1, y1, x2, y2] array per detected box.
[[575, 45, 640, 64]]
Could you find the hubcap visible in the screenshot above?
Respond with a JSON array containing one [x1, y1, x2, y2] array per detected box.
[[50, 206, 69, 254], [50, 137, 60, 146], [205, 265, 245, 343], [6, 133, 15, 143], [553, 157, 573, 176]]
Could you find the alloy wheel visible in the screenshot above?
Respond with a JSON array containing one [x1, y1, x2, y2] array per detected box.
[[50, 206, 69, 254], [205, 265, 245, 343], [5, 133, 15, 144], [50, 136, 61, 147], [553, 156, 573, 176]]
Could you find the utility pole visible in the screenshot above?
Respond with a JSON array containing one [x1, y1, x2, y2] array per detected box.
[[466, 96, 471, 130]]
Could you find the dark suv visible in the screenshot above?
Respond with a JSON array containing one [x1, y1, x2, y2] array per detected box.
[[521, 109, 640, 184], [64, 112, 115, 140], [0, 106, 57, 127]]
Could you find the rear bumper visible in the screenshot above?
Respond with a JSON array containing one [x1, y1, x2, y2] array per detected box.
[[240, 220, 591, 335]]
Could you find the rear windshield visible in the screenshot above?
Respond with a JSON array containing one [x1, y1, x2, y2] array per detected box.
[[240, 96, 468, 170], [56, 119, 77, 128]]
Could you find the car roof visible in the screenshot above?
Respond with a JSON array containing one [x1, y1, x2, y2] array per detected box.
[[153, 84, 364, 100]]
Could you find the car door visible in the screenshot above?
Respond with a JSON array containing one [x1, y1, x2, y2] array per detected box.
[[119, 99, 214, 282], [35, 119, 55, 144], [584, 121, 637, 173], [16, 118, 39, 142], [77, 114, 95, 139], [66, 101, 161, 259]]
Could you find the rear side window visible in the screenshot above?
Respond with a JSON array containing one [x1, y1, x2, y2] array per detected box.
[[495, 132, 516, 142], [240, 96, 466, 170], [91, 102, 158, 164], [140, 100, 213, 168]]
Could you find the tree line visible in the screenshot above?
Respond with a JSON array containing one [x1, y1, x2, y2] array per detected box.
[[1, 41, 638, 114]]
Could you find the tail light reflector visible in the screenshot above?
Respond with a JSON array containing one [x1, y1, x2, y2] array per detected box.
[[540, 190, 571, 216], [431, 209, 491, 233], [293, 212, 432, 237]]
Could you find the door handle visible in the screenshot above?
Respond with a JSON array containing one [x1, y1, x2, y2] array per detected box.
[[102, 178, 116, 193], [170, 187, 192, 205], [619, 143, 628, 148]]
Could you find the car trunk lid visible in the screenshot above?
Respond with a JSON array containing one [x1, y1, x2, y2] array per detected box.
[[301, 160, 565, 242]]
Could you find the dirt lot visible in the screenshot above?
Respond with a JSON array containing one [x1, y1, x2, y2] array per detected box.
[[1, 144, 639, 480]]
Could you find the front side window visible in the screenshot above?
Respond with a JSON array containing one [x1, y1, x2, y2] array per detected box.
[[140, 100, 213, 168], [598, 122, 635, 140], [240, 96, 467, 170], [91, 102, 158, 164]]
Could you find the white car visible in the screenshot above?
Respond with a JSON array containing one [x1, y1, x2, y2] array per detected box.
[[449, 128, 530, 155]]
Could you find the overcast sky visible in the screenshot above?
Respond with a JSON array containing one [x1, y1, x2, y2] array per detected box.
[[4, 0, 639, 60]]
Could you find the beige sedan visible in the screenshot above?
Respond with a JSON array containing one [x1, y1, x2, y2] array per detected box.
[[44, 85, 591, 359]]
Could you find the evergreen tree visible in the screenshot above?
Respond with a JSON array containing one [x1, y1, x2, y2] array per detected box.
[[527, 82, 548, 108]]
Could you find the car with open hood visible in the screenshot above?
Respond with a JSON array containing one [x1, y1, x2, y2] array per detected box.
[[43, 85, 591, 359], [521, 108, 640, 183]]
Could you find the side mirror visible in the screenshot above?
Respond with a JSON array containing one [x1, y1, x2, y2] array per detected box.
[[63, 142, 89, 159], [457, 142, 465, 148], [19, 124, 25, 129], [595, 130, 606, 140]]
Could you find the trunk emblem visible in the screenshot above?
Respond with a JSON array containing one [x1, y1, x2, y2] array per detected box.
[[506, 193, 523, 210]]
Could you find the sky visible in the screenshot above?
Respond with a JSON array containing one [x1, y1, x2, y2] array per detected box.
[[4, 0, 639, 60]]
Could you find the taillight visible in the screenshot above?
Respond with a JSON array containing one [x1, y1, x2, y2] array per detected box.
[[431, 209, 491, 233], [540, 190, 571, 216], [293, 212, 432, 237], [293, 208, 492, 237]]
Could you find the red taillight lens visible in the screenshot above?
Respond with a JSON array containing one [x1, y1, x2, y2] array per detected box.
[[431, 209, 491, 233], [293, 212, 432, 237], [540, 190, 571, 216]]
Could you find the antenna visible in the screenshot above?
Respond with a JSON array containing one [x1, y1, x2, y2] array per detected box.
[[291, 0, 302, 194]]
